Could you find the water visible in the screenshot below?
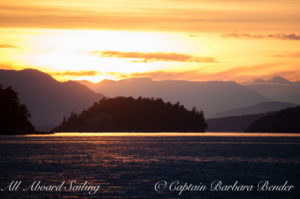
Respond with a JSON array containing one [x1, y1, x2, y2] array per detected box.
[[0, 132, 300, 198]]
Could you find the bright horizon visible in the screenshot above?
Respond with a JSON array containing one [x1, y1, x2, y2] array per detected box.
[[1, 0, 300, 83]]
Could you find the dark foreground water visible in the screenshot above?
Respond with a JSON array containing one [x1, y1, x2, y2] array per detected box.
[[0, 133, 300, 199]]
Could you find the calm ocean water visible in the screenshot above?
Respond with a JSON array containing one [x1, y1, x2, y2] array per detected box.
[[0, 132, 300, 199]]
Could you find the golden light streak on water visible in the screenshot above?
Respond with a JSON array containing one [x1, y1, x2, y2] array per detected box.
[[24, 132, 300, 137]]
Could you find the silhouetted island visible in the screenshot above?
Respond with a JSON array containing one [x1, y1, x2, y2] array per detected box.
[[52, 97, 207, 132], [0, 85, 35, 134], [246, 106, 300, 133]]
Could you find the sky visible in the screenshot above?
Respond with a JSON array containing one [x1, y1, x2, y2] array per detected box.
[[0, 0, 300, 82]]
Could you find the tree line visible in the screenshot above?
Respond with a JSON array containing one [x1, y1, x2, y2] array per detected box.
[[0, 84, 34, 134], [53, 96, 207, 132]]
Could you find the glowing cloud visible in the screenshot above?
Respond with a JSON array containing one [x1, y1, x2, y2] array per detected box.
[[51, 70, 100, 77], [92, 51, 216, 63], [0, 43, 19, 49], [223, 33, 300, 40]]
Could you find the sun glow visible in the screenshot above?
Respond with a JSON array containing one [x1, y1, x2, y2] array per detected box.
[[1, 26, 300, 82], [1, 29, 204, 82], [1, 0, 300, 82]]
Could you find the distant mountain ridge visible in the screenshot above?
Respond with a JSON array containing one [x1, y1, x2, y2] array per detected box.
[[0, 69, 104, 131], [208, 100, 299, 132], [246, 106, 300, 133], [207, 113, 266, 132], [244, 76, 300, 104], [79, 78, 269, 117], [213, 101, 298, 118]]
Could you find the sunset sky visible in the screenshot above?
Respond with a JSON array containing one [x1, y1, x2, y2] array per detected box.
[[0, 0, 299, 82]]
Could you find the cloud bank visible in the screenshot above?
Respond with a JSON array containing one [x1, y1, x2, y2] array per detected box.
[[223, 33, 300, 40], [92, 51, 216, 63], [52, 70, 99, 76]]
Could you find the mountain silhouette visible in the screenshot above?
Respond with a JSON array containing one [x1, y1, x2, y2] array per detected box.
[[79, 78, 268, 118], [207, 113, 266, 132], [268, 76, 292, 84], [246, 106, 300, 133], [0, 69, 104, 130], [245, 76, 300, 104], [213, 101, 298, 118]]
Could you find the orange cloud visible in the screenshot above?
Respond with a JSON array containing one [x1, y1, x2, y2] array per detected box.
[[52, 70, 100, 76], [0, 43, 18, 48], [92, 51, 216, 63], [0, 64, 14, 69], [223, 33, 300, 40], [1, 1, 299, 32]]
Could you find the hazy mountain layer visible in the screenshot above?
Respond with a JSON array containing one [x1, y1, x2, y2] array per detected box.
[[213, 101, 298, 118], [0, 69, 103, 130], [207, 113, 265, 132], [80, 78, 268, 118], [244, 76, 300, 104]]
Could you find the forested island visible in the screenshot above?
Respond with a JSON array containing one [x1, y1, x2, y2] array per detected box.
[[53, 97, 207, 132], [0, 85, 35, 134], [246, 106, 300, 133]]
